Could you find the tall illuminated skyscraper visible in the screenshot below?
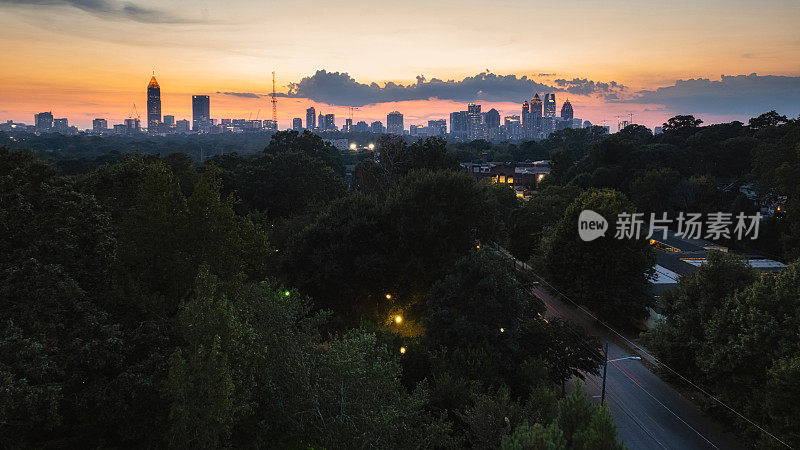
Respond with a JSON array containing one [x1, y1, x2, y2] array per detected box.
[[192, 95, 210, 132], [306, 107, 316, 129], [387, 111, 404, 134], [561, 98, 573, 120], [544, 93, 556, 118], [147, 75, 161, 132], [531, 93, 543, 117]]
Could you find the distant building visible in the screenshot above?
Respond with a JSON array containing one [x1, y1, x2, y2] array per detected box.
[[544, 93, 556, 118], [318, 113, 324, 130], [53, 118, 68, 133], [344, 118, 353, 133], [449, 110, 468, 139], [147, 75, 161, 132], [521, 100, 531, 134], [618, 120, 630, 132], [387, 111, 404, 134], [323, 114, 335, 131], [175, 119, 190, 133], [292, 117, 303, 130], [462, 160, 551, 198], [428, 119, 447, 137], [355, 120, 369, 133], [163, 115, 175, 127], [370, 121, 384, 133], [35, 111, 53, 131], [92, 118, 108, 132], [505, 115, 521, 140], [124, 118, 141, 135], [571, 118, 582, 129], [466, 103, 484, 140], [560, 99, 573, 121], [306, 107, 316, 130], [583, 120, 593, 128], [484, 108, 500, 140], [192, 95, 210, 132]]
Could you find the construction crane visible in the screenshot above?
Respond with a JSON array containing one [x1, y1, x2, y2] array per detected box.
[[128, 103, 140, 120], [271, 71, 278, 128]]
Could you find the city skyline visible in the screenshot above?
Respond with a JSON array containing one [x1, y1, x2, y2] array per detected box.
[[1, 1, 799, 129]]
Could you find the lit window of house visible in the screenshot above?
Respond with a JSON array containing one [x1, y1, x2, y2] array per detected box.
[[499, 175, 506, 183], [507, 177, 514, 184]]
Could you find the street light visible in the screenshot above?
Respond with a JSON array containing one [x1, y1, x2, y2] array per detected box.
[[601, 343, 642, 405], [394, 315, 403, 324]]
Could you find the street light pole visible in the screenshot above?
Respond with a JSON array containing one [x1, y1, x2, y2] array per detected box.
[[600, 346, 641, 405], [601, 343, 608, 405]]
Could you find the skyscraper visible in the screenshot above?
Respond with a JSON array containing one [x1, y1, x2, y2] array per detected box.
[[306, 107, 316, 129], [92, 118, 107, 132], [147, 75, 161, 132], [521, 100, 530, 132], [529, 93, 543, 139], [34, 111, 53, 131], [560, 99, 573, 121], [466, 103, 483, 140], [531, 92, 543, 117], [387, 111, 404, 134], [323, 113, 335, 131], [370, 121, 384, 133], [428, 119, 447, 137], [53, 118, 68, 133], [484, 108, 500, 140], [163, 115, 175, 132], [292, 117, 303, 130], [449, 111, 468, 138], [544, 93, 556, 118], [318, 113, 324, 130], [192, 95, 210, 132]]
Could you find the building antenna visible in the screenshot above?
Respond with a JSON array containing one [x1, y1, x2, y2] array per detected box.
[[271, 71, 278, 128]]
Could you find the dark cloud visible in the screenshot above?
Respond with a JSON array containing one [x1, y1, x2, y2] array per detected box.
[[623, 73, 800, 117], [554, 78, 626, 97], [285, 70, 622, 106], [217, 91, 262, 98], [0, 0, 201, 23]]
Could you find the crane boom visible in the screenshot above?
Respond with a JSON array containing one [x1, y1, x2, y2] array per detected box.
[[271, 71, 277, 128]]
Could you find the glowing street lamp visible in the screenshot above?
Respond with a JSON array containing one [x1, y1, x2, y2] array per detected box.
[[394, 315, 403, 324], [385, 293, 392, 300], [399, 346, 406, 354]]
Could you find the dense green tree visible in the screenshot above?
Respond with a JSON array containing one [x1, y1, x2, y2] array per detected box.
[[265, 130, 345, 175], [662, 115, 703, 134], [542, 189, 656, 321], [643, 252, 756, 377], [507, 185, 580, 262], [749, 111, 789, 130]]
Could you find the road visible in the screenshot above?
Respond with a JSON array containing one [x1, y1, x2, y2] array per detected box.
[[497, 248, 742, 449], [531, 284, 742, 449]]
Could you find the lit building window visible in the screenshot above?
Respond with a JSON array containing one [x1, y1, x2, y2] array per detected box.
[[499, 175, 506, 183], [507, 177, 514, 184]]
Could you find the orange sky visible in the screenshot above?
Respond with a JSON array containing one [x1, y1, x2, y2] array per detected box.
[[1, 0, 798, 129]]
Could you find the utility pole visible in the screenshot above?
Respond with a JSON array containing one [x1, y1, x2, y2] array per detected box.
[[601, 342, 609, 405]]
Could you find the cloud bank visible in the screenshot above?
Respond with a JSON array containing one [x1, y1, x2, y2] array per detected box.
[[0, 0, 201, 23], [283, 70, 622, 107], [624, 73, 800, 117]]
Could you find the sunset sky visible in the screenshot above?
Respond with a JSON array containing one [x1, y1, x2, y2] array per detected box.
[[1, 0, 799, 129]]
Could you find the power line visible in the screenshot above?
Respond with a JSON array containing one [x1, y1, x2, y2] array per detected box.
[[510, 251, 792, 449]]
